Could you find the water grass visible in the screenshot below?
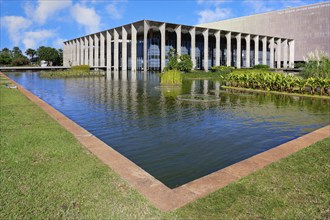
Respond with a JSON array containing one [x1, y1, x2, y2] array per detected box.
[[160, 69, 182, 85]]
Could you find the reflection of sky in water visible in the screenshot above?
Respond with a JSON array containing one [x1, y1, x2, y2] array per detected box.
[[7, 71, 330, 188]]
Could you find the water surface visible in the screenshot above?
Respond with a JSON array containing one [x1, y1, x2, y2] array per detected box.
[[6, 71, 330, 188]]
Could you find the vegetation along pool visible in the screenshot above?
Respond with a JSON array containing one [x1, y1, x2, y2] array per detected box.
[[6, 71, 330, 188]]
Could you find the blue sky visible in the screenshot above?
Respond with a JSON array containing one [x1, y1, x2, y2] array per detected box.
[[0, 0, 326, 51]]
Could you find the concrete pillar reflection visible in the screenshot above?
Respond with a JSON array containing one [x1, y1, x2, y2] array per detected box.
[[276, 38, 282, 68], [203, 29, 209, 71], [226, 32, 231, 66], [100, 32, 105, 67], [262, 36, 267, 65], [131, 24, 137, 72], [236, 33, 241, 69], [176, 25, 181, 56], [191, 80, 196, 94], [106, 31, 112, 70], [203, 80, 208, 95], [160, 23, 166, 71], [114, 29, 119, 71], [245, 34, 250, 68], [215, 30, 220, 66], [122, 26, 127, 71], [89, 35, 94, 67], [254, 35, 259, 66], [189, 27, 196, 69], [269, 38, 275, 68]]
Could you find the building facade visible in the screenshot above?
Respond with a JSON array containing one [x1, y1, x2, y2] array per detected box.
[[199, 1, 330, 62], [63, 20, 294, 71]]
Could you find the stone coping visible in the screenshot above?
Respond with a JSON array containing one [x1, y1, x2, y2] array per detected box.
[[1, 71, 329, 211]]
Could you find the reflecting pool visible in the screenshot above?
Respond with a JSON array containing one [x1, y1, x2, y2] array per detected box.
[[6, 71, 330, 188]]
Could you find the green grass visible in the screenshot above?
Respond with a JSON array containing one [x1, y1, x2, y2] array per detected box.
[[1, 74, 329, 219]]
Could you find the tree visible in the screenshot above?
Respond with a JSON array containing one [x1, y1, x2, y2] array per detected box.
[[37, 46, 61, 66], [12, 46, 23, 58], [25, 48, 37, 60], [0, 48, 13, 66]]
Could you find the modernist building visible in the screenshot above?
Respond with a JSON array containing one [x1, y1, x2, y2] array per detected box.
[[199, 1, 330, 62], [63, 19, 294, 71]]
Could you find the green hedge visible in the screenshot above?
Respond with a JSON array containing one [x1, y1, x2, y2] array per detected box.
[[227, 70, 330, 96]]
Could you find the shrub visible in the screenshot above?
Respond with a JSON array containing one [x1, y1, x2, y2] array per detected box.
[[211, 66, 235, 74], [253, 64, 269, 70], [301, 50, 330, 79], [160, 69, 182, 85], [11, 56, 29, 66], [164, 49, 193, 72], [178, 54, 193, 72]]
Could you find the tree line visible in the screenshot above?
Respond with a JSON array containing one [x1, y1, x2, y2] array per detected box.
[[0, 46, 63, 66]]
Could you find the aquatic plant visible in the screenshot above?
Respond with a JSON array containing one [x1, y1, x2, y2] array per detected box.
[[160, 69, 182, 85]]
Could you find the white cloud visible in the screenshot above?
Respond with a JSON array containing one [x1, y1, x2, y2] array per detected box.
[[198, 7, 232, 24], [22, 29, 55, 49], [242, 0, 273, 13], [71, 3, 101, 33], [53, 38, 66, 49], [106, 0, 127, 20], [0, 16, 32, 46], [24, 0, 71, 25]]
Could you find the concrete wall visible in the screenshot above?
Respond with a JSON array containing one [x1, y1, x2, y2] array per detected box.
[[198, 2, 330, 61]]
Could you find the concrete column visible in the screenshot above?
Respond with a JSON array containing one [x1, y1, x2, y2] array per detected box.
[[289, 40, 295, 68], [226, 32, 231, 66], [269, 37, 274, 68], [89, 35, 94, 67], [236, 33, 241, 69], [254, 35, 259, 66], [71, 40, 76, 66], [276, 38, 282, 68], [114, 29, 119, 71], [175, 25, 181, 56], [94, 34, 99, 67], [160, 23, 166, 71], [283, 39, 288, 68], [122, 26, 127, 71], [84, 37, 88, 65], [215, 30, 220, 66], [189, 27, 196, 69], [245, 34, 250, 68], [63, 42, 67, 67], [80, 38, 84, 65], [143, 20, 149, 71], [100, 32, 105, 66], [76, 39, 80, 65], [262, 36, 267, 65], [106, 31, 112, 70], [69, 41, 73, 66], [131, 24, 137, 72], [203, 29, 209, 71]]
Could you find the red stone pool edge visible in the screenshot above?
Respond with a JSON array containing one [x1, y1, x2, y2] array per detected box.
[[2, 71, 329, 211]]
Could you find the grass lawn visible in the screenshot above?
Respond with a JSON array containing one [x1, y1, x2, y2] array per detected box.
[[1, 74, 329, 219]]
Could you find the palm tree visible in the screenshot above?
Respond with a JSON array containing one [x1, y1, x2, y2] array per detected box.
[[25, 48, 37, 60]]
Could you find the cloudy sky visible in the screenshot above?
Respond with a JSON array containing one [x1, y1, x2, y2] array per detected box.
[[0, 0, 325, 51]]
